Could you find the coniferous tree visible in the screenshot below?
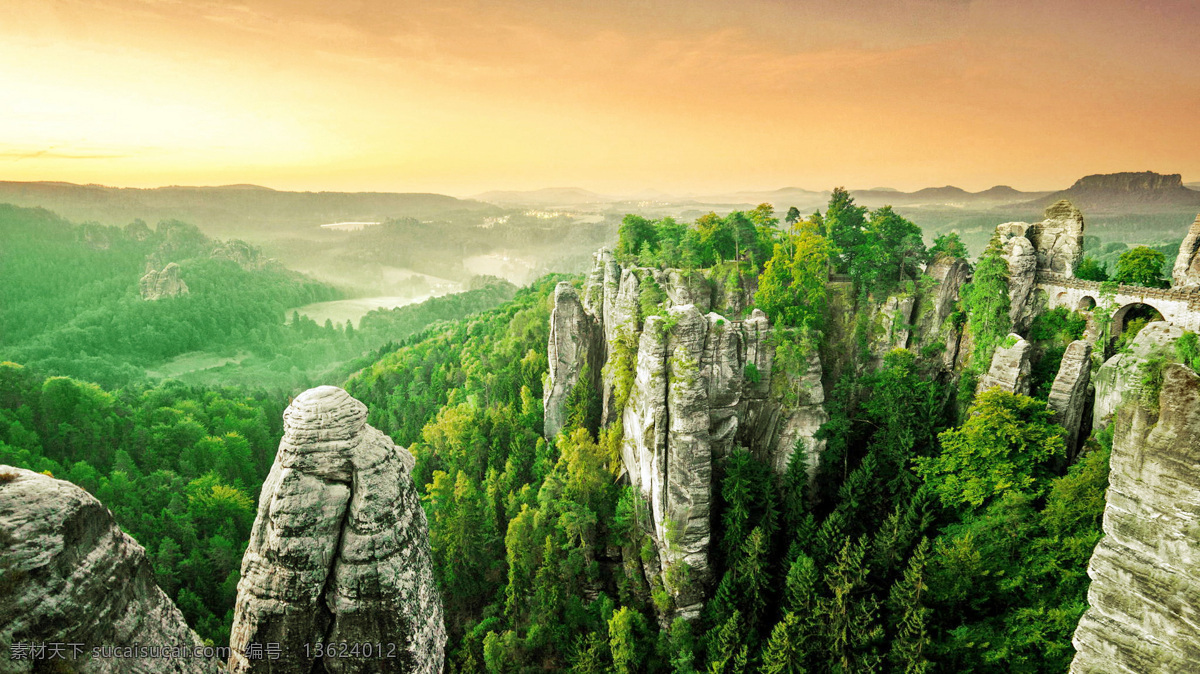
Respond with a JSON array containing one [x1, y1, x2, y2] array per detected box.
[[820, 537, 883, 673], [887, 539, 933, 674], [759, 613, 807, 674]]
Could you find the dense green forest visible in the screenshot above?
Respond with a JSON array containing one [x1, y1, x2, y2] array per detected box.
[[0, 195, 1130, 670], [0, 204, 520, 645], [0, 204, 518, 389], [342, 196, 1111, 672]]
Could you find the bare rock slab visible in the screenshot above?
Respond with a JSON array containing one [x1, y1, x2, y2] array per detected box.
[[0, 466, 218, 674]]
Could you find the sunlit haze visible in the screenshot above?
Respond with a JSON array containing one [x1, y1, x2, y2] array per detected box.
[[4, 0, 1199, 194]]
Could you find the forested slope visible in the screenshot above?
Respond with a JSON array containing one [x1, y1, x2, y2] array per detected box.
[[341, 197, 1115, 672]]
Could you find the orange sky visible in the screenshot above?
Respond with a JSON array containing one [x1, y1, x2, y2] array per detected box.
[[3, 0, 1198, 195]]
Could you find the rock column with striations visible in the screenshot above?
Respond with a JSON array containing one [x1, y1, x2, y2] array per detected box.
[[0, 466, 219, 674], [1071, 363, 1200, 673], [544, 282, 602, 439], [1047, 340, 1093, 457], [228, 386, 445, 674], [1171, 214, 1200, 289]]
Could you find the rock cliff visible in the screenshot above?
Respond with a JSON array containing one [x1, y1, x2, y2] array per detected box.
[[994, 200, 1086, 331], [1070, 363, 1200, 673], [914, 256, 971, 370], [996, 224, 1039, 333], [976, 334, 1032, 396], [0, 466, 218, 674], [139, 262, 189, 301], [1092, 322, 1184, 434], [548, 251, 831, 618], [544, 282, 603, 439], [1047, 340, 1093, 458], [1171, 214, 1200, 289], [1028, 200, 1085, 276], [228, 386, 445, 673]]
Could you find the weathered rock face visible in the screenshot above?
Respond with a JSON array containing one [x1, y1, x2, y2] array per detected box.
[[544, 282, 602, 439], [997, 227, 1039, 333], [559, 252, 830, 619], [1047, 340, 1093, 457], [1070, 363, 1200, 673], [1171, 214, 1200, 288], [211, 239, 269, 270], [976, 334, 1032, 396], [228, 386, 445, 674], [620, 306, 714, 618], [1028, 200, 1085, 276], [661, 306, 714, 613], [908, 256, 971, 370], [990, 200, 1086, 332], [139, 262, 189, 301], [1092, 321, 1184, 434], [0, 466, 218, 674]]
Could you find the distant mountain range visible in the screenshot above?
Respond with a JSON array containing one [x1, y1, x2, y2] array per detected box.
[[471, 184, 1046, 209], [1, 172, 1195, 240], [1020, 172, 1200, 212], [470, 173, 1200, 215], [0, 181, 496, 238], [849, 184, 1052, 208]]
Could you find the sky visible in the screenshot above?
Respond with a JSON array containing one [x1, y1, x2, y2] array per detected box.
[[2, 0, 1199, 195]]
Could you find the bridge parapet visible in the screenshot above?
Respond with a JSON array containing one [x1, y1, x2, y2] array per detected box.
[[1035, 272, 1200, 310]]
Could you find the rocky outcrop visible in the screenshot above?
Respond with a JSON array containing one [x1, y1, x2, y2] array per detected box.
[[544, 282, 602, 439], [1070, 363, 1200, 673], [1171, 214, 1200, 289], [1092, 321, 1184, 434], [661, 307, 714, 612], [567, 246, 832, 619], [874, 293, 917, 359], [993, 222, 1039, 333], [0, 466, 218, 673], [906, 256, 970, 370], [228, 386, 444, 674], [992, 201, 1085, 332], [1028, 200, 1085, 276], [1047, 340, 1093, 457], [211, 239, 269, 270], [976, 334, 1032, 396], [139, 262, 189, 301]]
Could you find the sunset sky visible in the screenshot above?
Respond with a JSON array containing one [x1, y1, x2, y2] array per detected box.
[[3, 0, 1199, 195]]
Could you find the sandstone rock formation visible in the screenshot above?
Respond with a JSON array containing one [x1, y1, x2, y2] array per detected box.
[[139, 262, 189, 301], [992, 222, 1038, 333], [228, 386, 445, 674], [1171, 214, 1200, 288], [1047, 340, 1092, 457], [1028, 200, 1086, 275], [211, 239, 268, 270], [544, 282, 602, 439], [874, 293, 916, 360], [562, 250, 830, 619], [976, 334, 1032, 396], [992, 201, 1086, 332], [1071, 363, 1200, 673], [1092, 321, 1184, 434], [0, 466, 218, 674]]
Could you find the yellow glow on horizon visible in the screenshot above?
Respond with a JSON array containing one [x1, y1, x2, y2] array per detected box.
[[1, 0, 1198, 195]]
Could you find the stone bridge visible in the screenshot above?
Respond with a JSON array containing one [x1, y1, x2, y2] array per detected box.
[[1037, 271, 1200, 332]]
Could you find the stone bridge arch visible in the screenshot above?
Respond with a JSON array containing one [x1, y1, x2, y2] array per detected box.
[[1111, 302, 1167, 341], [1035, 272, 1200, 333]]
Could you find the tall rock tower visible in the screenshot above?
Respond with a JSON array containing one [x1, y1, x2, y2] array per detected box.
[[227, 386, 445, 673]]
